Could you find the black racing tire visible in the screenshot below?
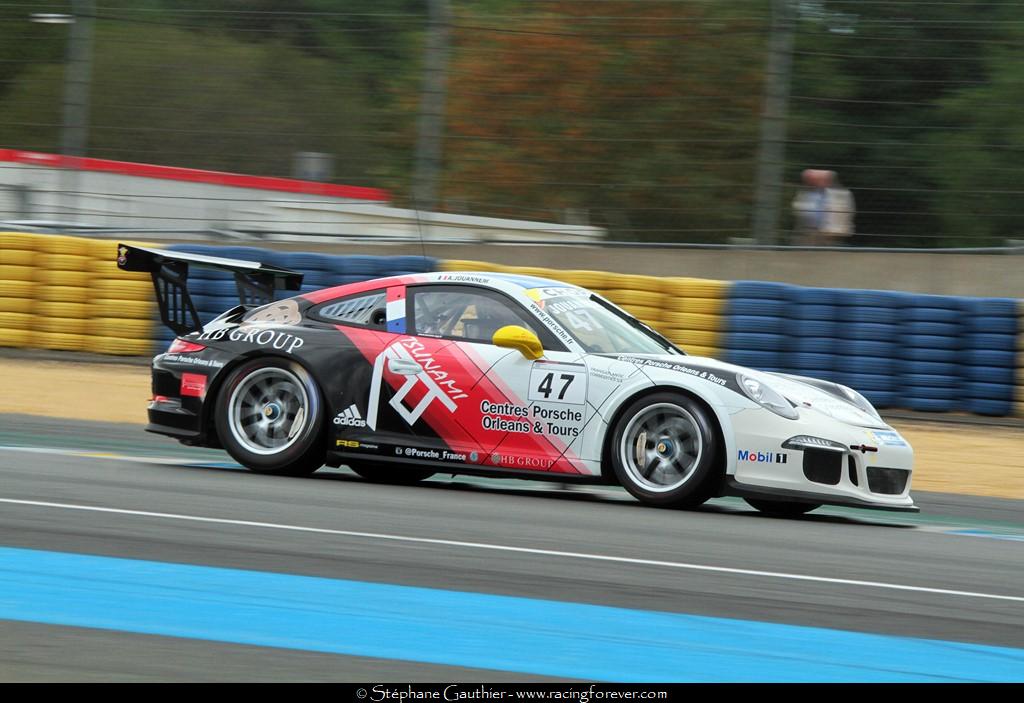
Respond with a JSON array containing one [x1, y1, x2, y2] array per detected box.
[[348, 462, 435, 484], [609, 391, 721, 508], [744, 498, 821, 517], [214, 357, 325, 476]]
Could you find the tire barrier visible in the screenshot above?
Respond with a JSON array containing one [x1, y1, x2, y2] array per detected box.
[[1018, 301, 1024, 418], [597, 272, 666, 329], [0, 232, 36, 348], [723, 281, 793, 375], [0, 233, 439, 357], [81, 238, 155, 356], [34, 238, 94, 356], [438, 262, 1023, 417], [2, 234, 1021, 417], [723, 285, 1021, 416], [959, 298, 1019, 416], [657, 276, 728, 357]]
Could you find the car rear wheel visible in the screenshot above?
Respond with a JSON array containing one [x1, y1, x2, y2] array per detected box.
[[215, 358, 325, 476], [744, 499, 821, 516], [348, 462, 435, 484], [610, 392, 720, 508]]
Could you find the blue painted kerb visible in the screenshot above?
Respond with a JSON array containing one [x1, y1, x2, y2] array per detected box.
[[0, 547, 1021, 682]]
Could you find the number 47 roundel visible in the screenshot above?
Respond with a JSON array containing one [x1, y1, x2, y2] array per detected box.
[[528, 362, 587, 405]]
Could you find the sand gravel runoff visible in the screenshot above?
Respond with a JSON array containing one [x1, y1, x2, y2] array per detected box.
[[0, 357, 1020, 500]]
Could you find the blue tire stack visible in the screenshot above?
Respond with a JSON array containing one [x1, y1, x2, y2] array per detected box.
[[834, 289, 904, 409], [961, 298, 1019, 416], [283, 251, 339, 298], [787, 286, 842, 384], [722, 281, 793, 373], [1018, 301, 1024, 417], [330, 254, 378, 287], [897, 294, 964, 413], [387, 255, 436, 277]]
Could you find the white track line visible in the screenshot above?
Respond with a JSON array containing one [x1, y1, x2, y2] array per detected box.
[[1, 497, 1022, 604], [0, 445, 202, 465]]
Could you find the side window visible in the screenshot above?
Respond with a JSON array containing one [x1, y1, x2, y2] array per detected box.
[[316, 291, 387, 329], [411, 286, 549, 345]]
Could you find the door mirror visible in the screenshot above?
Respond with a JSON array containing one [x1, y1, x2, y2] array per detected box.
[[492, 325, 544, 360]]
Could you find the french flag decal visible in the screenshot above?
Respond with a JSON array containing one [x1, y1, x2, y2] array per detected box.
[[386, 286, 407, 334]]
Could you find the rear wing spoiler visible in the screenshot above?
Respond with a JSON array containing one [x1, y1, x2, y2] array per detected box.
[[116, 244, 304, 336]]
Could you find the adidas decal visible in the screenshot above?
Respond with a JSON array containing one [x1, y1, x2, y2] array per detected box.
[[333, 404, 367, 427]]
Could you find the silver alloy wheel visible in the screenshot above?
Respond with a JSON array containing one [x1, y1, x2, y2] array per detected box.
[[227, 366, 311, 456], [619, 402, 703, 493]]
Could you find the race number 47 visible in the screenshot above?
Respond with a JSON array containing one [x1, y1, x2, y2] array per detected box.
[[528, 363, 586, 405]]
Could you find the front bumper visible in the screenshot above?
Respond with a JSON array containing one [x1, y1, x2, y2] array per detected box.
[[728, 408, 916, 512], [724, 478, 919, 512]]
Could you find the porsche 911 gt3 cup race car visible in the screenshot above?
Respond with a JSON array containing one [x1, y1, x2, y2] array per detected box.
[[119, 244, 916, 515]]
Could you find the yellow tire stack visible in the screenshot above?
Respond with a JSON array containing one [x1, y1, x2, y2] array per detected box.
[[0, 232, 37, 348], [556, 270, 611, 292], [658, 277, 730, 357], [598, 273, 666, 330], [1, 232, 157, 356], [32, 235, 93, 351], [84, 238, 155, 355]]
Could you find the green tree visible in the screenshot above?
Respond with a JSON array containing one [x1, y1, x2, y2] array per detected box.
[[787, 1, 1005, 246], [926, 7, 1024, 247], [0, 2, 67, 101], [0, 21, 389, 186], [443, 1, 768, 241]]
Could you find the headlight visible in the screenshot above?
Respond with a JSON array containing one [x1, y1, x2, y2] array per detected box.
[[838, 385, 882, 420], [737, 373, 799, 420], [782, 436, 847, 452]]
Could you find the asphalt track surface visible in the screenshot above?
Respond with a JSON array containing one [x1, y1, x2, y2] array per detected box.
[[1, 414, 1022, 681]]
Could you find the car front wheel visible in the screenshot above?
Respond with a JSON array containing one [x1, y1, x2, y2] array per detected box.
[[215, 358, 325, 476], [610, 392, 720, 508]]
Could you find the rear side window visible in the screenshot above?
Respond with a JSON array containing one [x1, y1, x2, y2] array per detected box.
[[317, 291, 387, 328]]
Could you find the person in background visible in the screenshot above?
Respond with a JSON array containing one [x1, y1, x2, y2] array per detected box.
[[792, 169, 855, 246]]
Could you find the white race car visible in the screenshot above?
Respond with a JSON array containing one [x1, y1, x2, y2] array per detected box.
[[125, 246, 916, 516]]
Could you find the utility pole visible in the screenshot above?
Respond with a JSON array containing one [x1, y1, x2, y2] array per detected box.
[[33, 1, 95, 222], [412, 0, 451, 222], [61, 0, 95, 160], [751, 0, 795, 245]]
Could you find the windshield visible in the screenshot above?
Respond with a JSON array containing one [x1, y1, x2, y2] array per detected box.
[[529, 288, 680, 355]]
